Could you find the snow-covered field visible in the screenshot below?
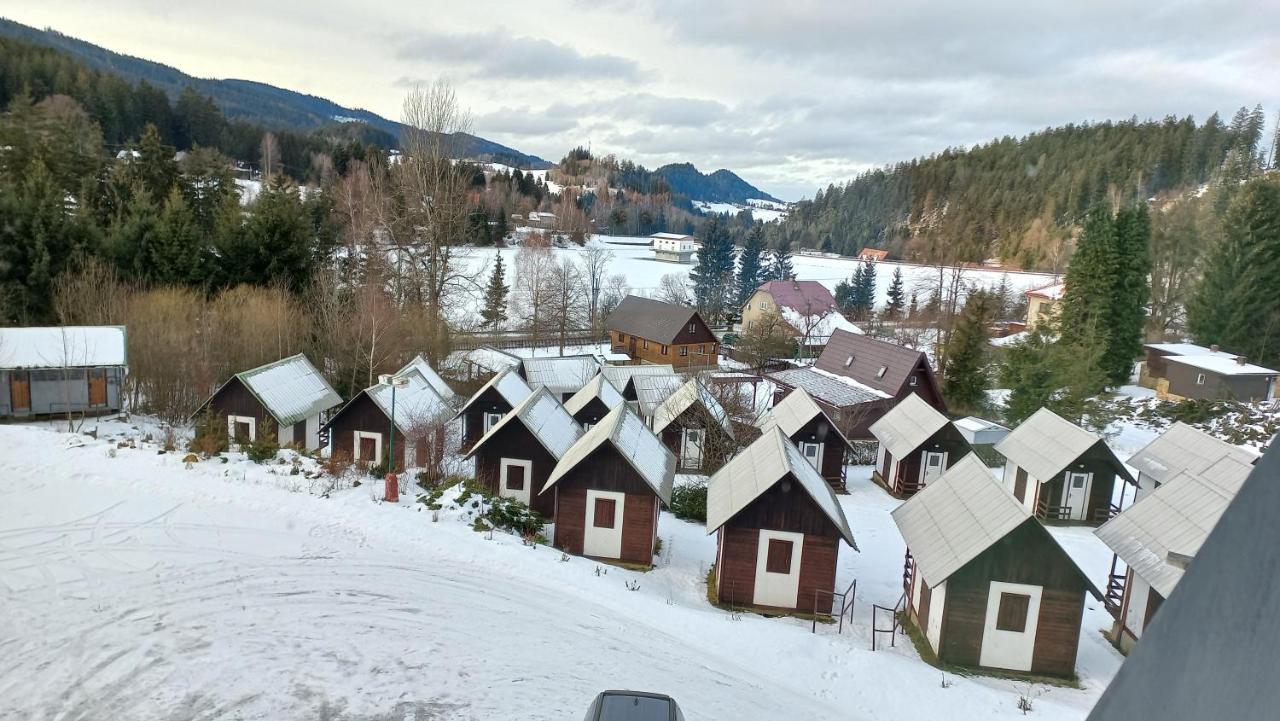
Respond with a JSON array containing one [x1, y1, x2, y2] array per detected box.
[[0, 420, 1120, 720]]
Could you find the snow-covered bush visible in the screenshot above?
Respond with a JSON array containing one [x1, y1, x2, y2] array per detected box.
[[669, 482, 707, 522]]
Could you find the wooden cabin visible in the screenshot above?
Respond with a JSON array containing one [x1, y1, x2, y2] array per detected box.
[[706, 428, 857, 613], [0, 326, 127, 419], [633, 373, 687, 420], [456, 345, 522, 382], [322, 367, 451, 471], [563, 373, 626, 428], [453, 368, 533, 453], [1096, 426, 1256, 651], [606, 295, 719, 369], [520, 355, 601, 401], [599, 364, 676, 402], [464, 387, 583, 519], [542, 404, 675, 566], [756, 387, 852, 492], [398, 354, 457, 405], [1161, 354, 1276, 402], [893, 455, 1099, 677], [994, 408, 1136, 525], [651, 378, 736, 473], [869, 394, 974, 497], [193, 354, 341, 451]]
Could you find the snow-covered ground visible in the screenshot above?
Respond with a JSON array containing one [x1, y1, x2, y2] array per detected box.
[[691, 199, 789, 223], [0, 420, 1120, 720]]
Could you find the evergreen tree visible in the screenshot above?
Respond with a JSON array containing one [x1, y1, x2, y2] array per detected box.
[[129, 123, 179, 200], [907, 291, 919, 319], [853, 259, 877, 319], [146, 189, 203, 285], [885, 267, 905, 319], [1059, 204, 1118, 386], [178, 147, 238, 232], [1104, 205, 1151, 384], [769, 238, 794, 280], [736, 223, 767, 307], [943, 290, 995, 413], [217, 176, 314, 291], [834, 278, 855, 314], [480, 253, 510, 329], [690, 215, 736, 323]]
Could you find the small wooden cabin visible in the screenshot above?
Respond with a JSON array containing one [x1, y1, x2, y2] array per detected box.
[[520, 355, 601, 401], [454, 368, 533, 453], [322, 367, 451, 471], [0, 326, 127, 419], [599, 364, 676, 402], [633, 373, 686, 419], [706, 428, 857, 613], [651, 378, 735, 473], [464, 387, 583, 519], [193, 354, 341, 451], [995, 408, 1136, 525], [869, 393, 973, 497], [757, 387, 853, 492], [1125, 422, 1257, 502], [893, 455, 1099, 677], [1162, 354, 1276, 402], [563, 373, 626, 428], [542, 404, 675, 566]]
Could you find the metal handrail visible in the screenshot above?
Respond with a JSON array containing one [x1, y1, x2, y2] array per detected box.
[[872, 593, 905, 651]]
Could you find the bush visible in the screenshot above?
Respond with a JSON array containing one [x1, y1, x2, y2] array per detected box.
[[243, 435, 280, 463], [188, 411, 228, 456], [670, 482, 707, 522], [483, 496, 545, 537]]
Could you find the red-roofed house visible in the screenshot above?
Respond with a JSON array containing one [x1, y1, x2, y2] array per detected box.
[[857, 248, 889, 262], [741, 280, 861, 352]]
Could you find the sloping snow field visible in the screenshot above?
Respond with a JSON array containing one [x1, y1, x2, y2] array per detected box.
[[0, 421, 1120, 720]]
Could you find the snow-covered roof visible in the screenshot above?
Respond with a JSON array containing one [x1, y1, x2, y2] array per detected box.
[[1026, 281, 1066, 300], [952, 416, 1011, 446], [600, 364, 676, 393], [766, 367, 886, 407], [368, 372, 452, 436], [0, 326, 127, 369], [462, 346, 522, 375], [869, 393, 952, 459], [779, 306, 864, 345], [634, 373, 687, 417], [396, 355, 456, 403], [521, 355, 601, 395], [652, 378, 735, 439], [564, 373, 625, 417], [1144, 342, 1227, 357], [466, 386, 583, 461], [543, 404, 675, 503], [1165, 354, 1277, 376], [706, 428, 855, 547], [1126, 422, 1257, 487], [237, 354, 342, 427], [651, 232, 692, 241], [757, 387, 843, 445], [995, 407, 1133, 484], [1095, 457, 1255, 598], [455, 367, 532, 419]]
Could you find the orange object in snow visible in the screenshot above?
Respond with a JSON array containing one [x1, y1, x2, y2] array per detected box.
[[385, 473, 399, 503]]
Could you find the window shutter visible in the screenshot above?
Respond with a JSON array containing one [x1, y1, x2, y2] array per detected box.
[[593, 498, 616, 528], [765, 539, 794, 574], [996, 592, 1031, 632]]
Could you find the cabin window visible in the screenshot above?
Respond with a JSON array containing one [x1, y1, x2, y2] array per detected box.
[[697, 344, 705, 354], [760, 301, 769, 310], [996, 592, 1031, 632], [909, 375, 919, 386], [844, 355, 854, 368], [747, 320, 755, 330], [1196, 373, 1206, 385], [643, 340, 649, 350], [688, 322, 696, 333], [483, 411, 503, 432], [678, 346, 688, 357], [593, 498, 616, 528], [661, 345, 668, 355], [766, 539, 793, 574], [1013, 467, 1028, 502]]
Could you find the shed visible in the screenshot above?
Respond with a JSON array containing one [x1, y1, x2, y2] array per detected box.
[[633, 373, 687, 419], [454, 368, 533, 452], [870, 393, 973, 497], [1162, 354, 1276, 402], [520, 355, 601, 400], [892, 454, 1098, 677], [322, 367, 451, 470], [707, 428, 856, 613], [564, 373, 625, 428], [457, 346, 522, 381], [1125, 422, 1257, 502], [193, 354, 340, 451], [599, 363, 676, 401], [1139, 342, 1228, 388], [994, 408, 1136, 525], [397, 354, 457, 404], [757, 387, 852, 491], [651, 378, 735, 473], [0, 326, 127, 418], [952, 416, 1010, 446], [543, 404, 675, 566]]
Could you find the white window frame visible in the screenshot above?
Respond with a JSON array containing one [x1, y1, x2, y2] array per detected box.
[[227, 415, 256, 444], [483, 411, 503, 432], [799, 441, 823, 470], [681, 427, 704, 470], [1196, 372, 1206, 385], [353, 430, 383, 465], [499, 457, 533, 505], [909, 375, 919, 386]]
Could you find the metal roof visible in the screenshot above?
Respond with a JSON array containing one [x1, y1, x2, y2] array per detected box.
[[462, 346, 522, 374], [521, 355, 601, 395], [564, 373, 626, 416], [766, 367, 884, 407], [869, 393, 952, 459], [367, 373, 452, 437], [1164, 354, 1277, 376], [0, 325, 128, 369], [395, 355, 456, 402], [813, 329, 932, 396], [466, 386, 583, 461], [454, 367, 533, 419], [952, 416, 1011, 445], [633, 373, 687, 417], [651, 378, 735, 438], [606, 295, 703, 344], [995, 407, 1134, 484], [237, 354, 342, 427], [705, 427, 856, 547], [599, 364, 676, 393], [1143, 342, 1226, 356], [543, 403, 675, 503], [1127, 422, 1258, 487], [757, 387, 839, 440]]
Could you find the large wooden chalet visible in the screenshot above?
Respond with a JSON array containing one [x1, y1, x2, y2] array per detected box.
[[454, 367, 534, 452], [193, 353, 341, 451], [321, 362, 452, 471], [707, 428, 857, 614], [893, 455, 1099, 678], [606, 295, 719, 369], [995, 408, 1135, 525], [542, 404, 675, 566], [756, 387, 853, 492], [650, 378, 735, 473], [869, 394, 973, 497]]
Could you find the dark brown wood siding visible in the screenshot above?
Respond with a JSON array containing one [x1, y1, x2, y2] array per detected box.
[[459, 387, 518, 451], [472, 421, 559, 519], [204, 377, 277, 441], [658, 404, 733, 473], [326, 392, 410, 471], [550, 445, 661, 566], [887, 425, 973, 495], [785, 413, 850, 486], [570, 397, 612, 427], [1165, 362, 1275, 402], [1039, 442, 1127, 525]]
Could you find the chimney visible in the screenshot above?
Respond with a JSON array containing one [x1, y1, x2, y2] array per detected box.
[[1210, 344, 1220, 353], [1237, 356, 1248, 366]]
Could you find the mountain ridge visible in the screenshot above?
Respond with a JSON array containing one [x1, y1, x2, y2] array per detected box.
[[654, 162, 781, 204]]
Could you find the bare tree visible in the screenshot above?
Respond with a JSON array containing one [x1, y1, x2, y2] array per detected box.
[[260, 132, 280, 178], [657, 272, 691, 306], [512, 245, 557, 348], [736, 310, 795, 370], [599, 273, 631, 320], [578, 244, 615, 337], [545, 258, 588, 354], [52, 258, 129, 326]]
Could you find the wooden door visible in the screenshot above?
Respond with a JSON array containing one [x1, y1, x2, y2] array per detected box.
[[88, 369, 107, 406], [500, 459, 532, 505], [10, 371, 31, 412], [584, 490, 625, 559], [359, 436, 377, 462]]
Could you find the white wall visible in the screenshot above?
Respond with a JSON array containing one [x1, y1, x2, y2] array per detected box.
[[1124, 573, 1152, 641], [583, 490, 625, 559], [978, 581, 1043, 672], [1135, 471, 1159, 503], [753, 529, 805, 609], [305, 415, 320, 451], [926, 581, 947, 652], [277, 420, 294, 447], [1004, 460, 1042, 513]]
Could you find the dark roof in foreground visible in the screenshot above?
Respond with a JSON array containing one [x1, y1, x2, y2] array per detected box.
[[1086, 433, 1280, 721], [606, 295, 701, 344]]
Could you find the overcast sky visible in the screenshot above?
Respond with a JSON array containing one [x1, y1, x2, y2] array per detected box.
[[6, 1, 1278, 200]]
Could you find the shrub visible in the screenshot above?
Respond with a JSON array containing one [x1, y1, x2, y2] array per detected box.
[[243, 435, 280, 463], [670, 482, 708, 522], [482, 496, 545, 537], [188, 411, 228, 456]]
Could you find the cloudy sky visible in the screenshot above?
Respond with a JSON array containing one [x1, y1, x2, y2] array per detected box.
[[6, 1, 1279, 199]]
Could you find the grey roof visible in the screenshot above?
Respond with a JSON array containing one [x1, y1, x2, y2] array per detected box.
[[1164, 353, 1278, 376], [455, 367, 533, 419], [634, 373, 687, 417], [869, 393, 952, 459], [606, 295, 702, 344], [813, 328, 932, 397], [766, 367, 885, 407], [652, 378, 735, 439], [1127, 422, 1258, 487], [521, 355, 601, 396], [564, 373, 625, 417], [995, 407, 1134, 484], [543, 403, 675, 503], [462, 346, 522, 374], [1085, 436, 1280, 721], [1143, 342, 1226, 356], [396, 355, 456, 403], [892, 454, 1034, 587], [757, 387, 846, 448], [706, 428, 856, 547], [466, 386, 583, 461], [367, 372, 452, 436], [952, 416, 1011, 446], [599, 363, 676, 393], [236, 354, 342, 427]]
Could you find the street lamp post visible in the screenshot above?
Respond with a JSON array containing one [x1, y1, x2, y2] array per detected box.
[[378, 373, 411, 502]]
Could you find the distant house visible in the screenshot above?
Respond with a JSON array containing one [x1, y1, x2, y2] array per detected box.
[[465, 387, 583, 519], [193, 354, 340, 451], [520, 355, 601, 401], [757, 387, 853, 491], [0, 326, 127, 419], [651, 232, 696, 263], [563, 373, 626, 428], [1025, 282, 1065, 328], [322, 364, 451, 470], [1162, 354, 1276, 402], [1097, 425, 1256, 651], [869, 394, 973, 497], [456, 346, 522, 382], [543, 404, 675, 566], [856, 248, 889, 262], [893, 454, 1098, 677], [607, 296, 719, 369], [651, 378, 735, 473], [994, 408, 1136, 525], [739, 280, 862, 352], [453, 368, 533, 452], [599, 364, 676, 401], [706, 428, 857, 613]]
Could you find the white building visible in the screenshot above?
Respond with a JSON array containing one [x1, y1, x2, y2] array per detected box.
[[651, 233, 695, 263]]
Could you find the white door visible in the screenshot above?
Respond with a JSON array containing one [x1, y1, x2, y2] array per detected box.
[[799, 442, 823, 470], [584, 490, 625, 558], [681, 428, 704, 470], [979, 581, 1043, 672], [753, 529, 804, 609], [920, 451, 947, 487], [499, 458, 533, 505], [1062, 472, 1093, 521]]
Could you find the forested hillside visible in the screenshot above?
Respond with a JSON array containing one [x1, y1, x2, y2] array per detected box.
[[772, 111, 1273, 270], [653, 163, 780, 204]]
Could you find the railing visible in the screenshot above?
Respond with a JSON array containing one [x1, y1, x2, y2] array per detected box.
[[895, 475, 922, 497], [872, 593, 905, 651], [452, 329, 607, 352], [1094, 503, 1122, 523], [1036, 499, 1073, 522], [1104, 553, 1127, 617], [812, 578, 857, 634], [902, 550, 914, 595]]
